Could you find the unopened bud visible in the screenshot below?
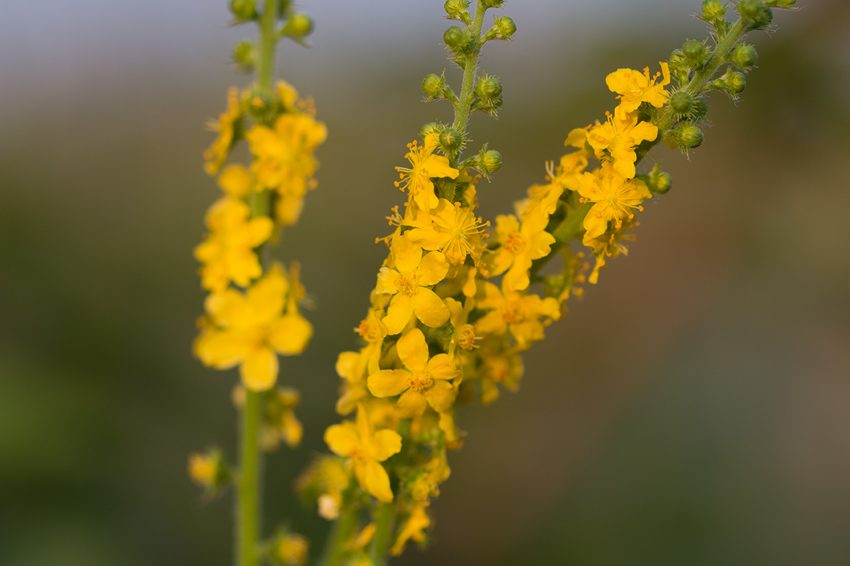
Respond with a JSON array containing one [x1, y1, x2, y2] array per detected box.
[[233, 41, 256, 72], [230, 0, 257, 22], [444, 26, 466, 49], [439, 128, 462, 152], [444, 0, 470, 23], [727, 71, 746, 93], [482, 0, 506, 8], [420, 122, 440, 137], [732, 44, 758, 68], [477, 77, 502, 98], [683, 39, 707, 65], [701, 0, 724, 18], [738, 0, 764, 19], [285, 14, 314, 38], [653, 171, 672, 194], [678, 125, 704, 149], [422, 74, 442, 97], [670, 91, 692, 114], [496, 16, 516, 38], [692, 95, 709, 120], [483, 150, 502, 172]]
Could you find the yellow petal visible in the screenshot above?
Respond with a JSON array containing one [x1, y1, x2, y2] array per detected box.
[[412, 288, 450, 328], [396, 389, 427, 418], [240, 346, 278, 391], [425, 354, 459, 381], [218, 164, 252, 197], [415, 252, 449, 286], [474, 310, 506, 336], [368, 429, 402, 462], [423, 154, 459, 180], [424, 380, 456, 413], [382, 293, 414, 335], [193, 329, 251, 369], [391, 235, 422, 275], [367, 369, 410, 398], [376, 267, 400, 295], [268, 314, 313, 355], [360, 459, 394, 502], [325, 422, 359, 456], [396, 328, 429, 372], [355, 402, 372, 443], [565, 127, 589, 148]]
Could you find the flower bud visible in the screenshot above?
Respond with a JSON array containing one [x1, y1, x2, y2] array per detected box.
[[482, 0, 506, 8], [682, 39, 707, 66], [444, 0, 471, 23], [476, 77, 502, 98], [439, 128, 463, 152], [285, 14, 314, 38], [422, 74, 442, 97], [678, 125, 704, 149], [444, 26, 466, 49], [496, 16, 516, 38], [483, 150, 502, 172], [651, 170, 672, 194], [188, 450, 230, 492], [420, 122, 440, 137], [732, 44, 758, 68], [233, 41, 256, 72], [738, 0, 764, 20], [691, 95, 709, 120], [701, 0, 724, 18], [230, 0, 257, 22], [273, 533, 309, 566], [669, 91, 692, 114], [727, 71, 746, 93], [750, 7, 773, 29]]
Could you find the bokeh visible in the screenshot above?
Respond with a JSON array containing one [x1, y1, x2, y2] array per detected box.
[[1, 1, 848, 565]]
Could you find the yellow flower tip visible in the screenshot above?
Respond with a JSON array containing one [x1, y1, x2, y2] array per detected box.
[[188, 452, 217, 486], [275, 533, 309, 566]]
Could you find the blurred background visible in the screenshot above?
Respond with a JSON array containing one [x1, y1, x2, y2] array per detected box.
[[1, 1, 848, 564]]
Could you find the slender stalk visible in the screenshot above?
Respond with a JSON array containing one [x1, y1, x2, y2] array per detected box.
[[368, 502, 397, 566], [238, 390, 263, 566], [449, 0, 488, 147], [318, 503, 360, 566], [537, 17, 750, 276], [238, 3, 278, 566]]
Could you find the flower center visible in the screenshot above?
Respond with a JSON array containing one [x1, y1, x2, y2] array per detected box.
[[406, 370, 434, 393], [501, 300, 523, 324], [397, 273, 419, 296], [504, 230, 525, 254], [348, 447, 368, 465], [357, 319, 383, 343], [457, 324, 477, 350]]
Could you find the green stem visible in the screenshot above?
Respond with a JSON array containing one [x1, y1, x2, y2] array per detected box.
[[238, 390, 263, 566], [257, 0, 278, 93], [318, 503, 360, 566], [368, 502, 397, 566], [539, 17, 750, 274], [449, 0, 488, 149]]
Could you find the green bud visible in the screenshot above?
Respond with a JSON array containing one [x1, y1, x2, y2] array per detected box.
[[477, 77, 502, 98], [750, 7, 773, 28], [727, 71, 746, 93], [738, 0, 763, 19], [701, 0, 724, 18], [481, 0, 506, 9], [439, 128, 463, 152], [444, 0, 471, 23], [285, 14, 314, 38], [691, 95, 709, 120], [496, 16, 517, 38], [770, 0, 796, 7], [683, 39, 707, 65], [732, 44, 758, 68], [652, 171, 672, 194], [420, 122, 440, 137], [483, 150, 502, 172], [678, 125, 704, 149], [230, 0, 257, 22], [233, 40, 256, 72], [670, 91, 692, 114], [444, 26, 466, 49], [422, 74, 442, 97]]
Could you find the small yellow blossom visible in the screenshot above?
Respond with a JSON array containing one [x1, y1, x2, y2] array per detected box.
[[194, 197, 273, 293], [394, 133, 459, 212], [577, 165, 651, 243], [188, 452, 217, 487], [275, 533, 308, 566], [484, 214, 556, 292], [367, 328, 459, 417], [390, 503, 430, 556], [606, 62, 671, 119], [444, 297, 477, 358], [376, 235, 450, 335], [587, 113, 658, 179], [324, 403, 402, 502], [204, 87, 243, 175], [246, 113, 327, 212], [475, 282, 561, 346], [217, 164, 253, 197], [406, 199, 487, 265], [193, 265, 313, 391]]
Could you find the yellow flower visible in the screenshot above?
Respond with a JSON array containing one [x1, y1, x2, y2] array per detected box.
[[217, 164, 252, 197], [390, 503, 430, 556], [275, 533, 308, 566], [475, 282, 561, 346], [405, 199, 487, 265], [577, 165, 651, 243], [193, 265, 313, 391], [484, 214, 556, 292], [188, 452, 217, 487], [246, 113, 327, 217], [324, 403, 402, 502], [193, 197, 273, 293], [444, 297, 477, 358], [606, 62, 671, 119], [204, 87, 243, 175], [367, 328, 459, 418], [583, 217, 636, 284], [394, 133, 459, 212], [587, 113, 658, 179], [376, 235, 450, 335]]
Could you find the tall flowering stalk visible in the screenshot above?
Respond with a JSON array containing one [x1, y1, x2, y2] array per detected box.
[[189, 0, 799, 565], [189, 1, 325, 566]]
